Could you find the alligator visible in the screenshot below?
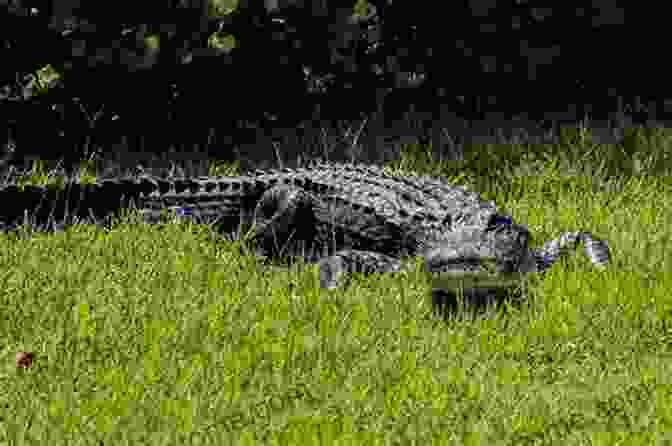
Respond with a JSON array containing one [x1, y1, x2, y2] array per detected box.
[[0, 162, 610, 302]]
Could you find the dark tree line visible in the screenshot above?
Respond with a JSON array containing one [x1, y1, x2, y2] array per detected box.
[[1, 0, 659, 170]]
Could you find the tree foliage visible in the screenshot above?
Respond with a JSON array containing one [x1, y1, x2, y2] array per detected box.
[[1, 1, 642, 167], [2, 0, 388, 163]]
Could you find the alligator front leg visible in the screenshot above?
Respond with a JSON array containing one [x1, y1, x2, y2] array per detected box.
[[317, 250, 404, 289]]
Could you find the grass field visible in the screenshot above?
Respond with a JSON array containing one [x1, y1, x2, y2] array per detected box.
[[0, 123, 670, 444]]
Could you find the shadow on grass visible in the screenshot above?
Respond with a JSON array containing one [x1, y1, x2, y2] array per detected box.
[[430, 283, 529, 320]]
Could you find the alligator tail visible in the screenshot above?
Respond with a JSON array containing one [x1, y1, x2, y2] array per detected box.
[[0, 177, 160, 232]]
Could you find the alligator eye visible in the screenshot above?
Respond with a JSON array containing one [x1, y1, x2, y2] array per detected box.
[[487, 214, 513, 229]]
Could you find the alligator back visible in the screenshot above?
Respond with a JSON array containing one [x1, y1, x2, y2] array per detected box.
[[0, 163, 505, 246], [250, 163, 500, 227]]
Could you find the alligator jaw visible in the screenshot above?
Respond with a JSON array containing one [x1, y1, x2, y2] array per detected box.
[[428, 230, 611, 300]]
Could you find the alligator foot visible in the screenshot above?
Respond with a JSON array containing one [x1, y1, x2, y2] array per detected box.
[[532, 231, 611, 272]]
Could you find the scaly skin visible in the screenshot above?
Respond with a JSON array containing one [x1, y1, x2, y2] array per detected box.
[[0, 175, 259, 231], [0, 163, 611, 295]]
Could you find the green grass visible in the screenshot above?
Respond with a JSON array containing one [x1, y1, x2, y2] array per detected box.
[[1, 122, 671, 444]]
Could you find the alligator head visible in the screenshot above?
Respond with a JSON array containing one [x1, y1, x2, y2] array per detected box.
[[425, 216, 610, 312]]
